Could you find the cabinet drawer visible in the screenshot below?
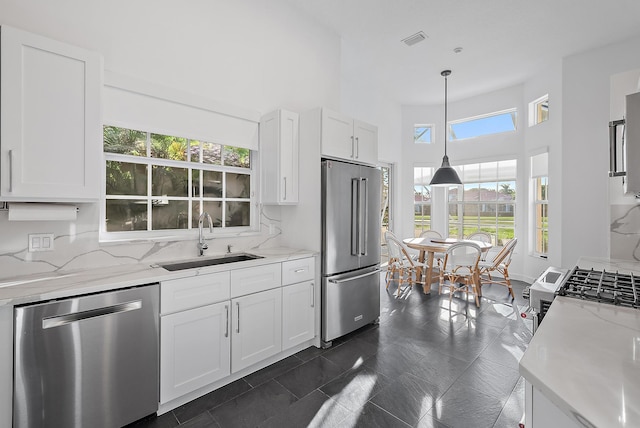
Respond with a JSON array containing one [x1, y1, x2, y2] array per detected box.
[[282, 257, 315, 285], [231, 264, 281, 297], [161, 272, 230, 314]]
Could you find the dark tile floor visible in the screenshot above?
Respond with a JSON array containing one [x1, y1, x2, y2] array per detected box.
[[131, 275, 533, 428]]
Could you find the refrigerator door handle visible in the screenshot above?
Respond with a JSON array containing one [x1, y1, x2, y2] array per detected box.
[[360, 177, 368, 256], [351, 178, 359, 256], [328, 269, 381, 284]]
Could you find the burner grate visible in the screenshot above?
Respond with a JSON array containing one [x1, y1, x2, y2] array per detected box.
[[558, 268, 639, 309]]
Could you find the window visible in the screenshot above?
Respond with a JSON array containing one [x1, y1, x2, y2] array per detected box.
[[414, 124, 433, 144], [413, 167, 435, 236], [449, 109, 517, 141], [103, 126, 254, 236], [380, 164, 393, 245], [529, 94, 549, 126], [531, 151, 549, 256], [447, 160, 517, 245]]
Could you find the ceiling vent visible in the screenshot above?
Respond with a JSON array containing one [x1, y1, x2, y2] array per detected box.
[[401, 31, 427, 47]]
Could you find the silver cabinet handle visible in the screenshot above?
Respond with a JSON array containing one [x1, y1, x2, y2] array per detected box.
[[225, 304, 229, 338], [236, 302, 240, 333], [355, 136, 360, 158], [8, 149, 14, 193], [294, 268, 306, 273], [350, 135, 355, 158], [283, 177, 287, 200], [42, 300, 142, 329], [310, 282, 314, 307]]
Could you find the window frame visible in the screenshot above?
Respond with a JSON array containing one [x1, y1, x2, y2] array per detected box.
[[447, 160, 517, 245], [528, 94, 549, 126], [413, 166, 435, 237], [449, 108, 517, 141], [101, 126, 258, 241], [414, 124, 434, 144], [532, 176, 549, 257]]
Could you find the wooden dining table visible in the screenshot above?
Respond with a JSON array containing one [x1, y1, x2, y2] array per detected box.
[[402, 237, 492, 294]]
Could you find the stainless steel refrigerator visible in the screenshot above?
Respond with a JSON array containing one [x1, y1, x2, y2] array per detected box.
[[321, 159, 381, 346]]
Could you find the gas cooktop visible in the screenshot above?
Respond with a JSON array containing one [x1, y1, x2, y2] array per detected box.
[[558, 267, 639, 309]]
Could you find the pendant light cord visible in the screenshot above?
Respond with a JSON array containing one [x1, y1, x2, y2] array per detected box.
[[442, 69, 451, 158]]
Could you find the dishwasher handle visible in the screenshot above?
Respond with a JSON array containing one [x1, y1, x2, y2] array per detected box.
[[42, 300, 142, 329]]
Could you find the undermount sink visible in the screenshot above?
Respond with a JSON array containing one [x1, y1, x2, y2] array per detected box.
[[160, 253, 264, 271]]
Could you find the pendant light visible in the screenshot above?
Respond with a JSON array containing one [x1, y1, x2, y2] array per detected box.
[[430, 70, 462, 186]]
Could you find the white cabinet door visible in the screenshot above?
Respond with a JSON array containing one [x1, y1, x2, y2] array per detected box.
[[231, 288, 282, 373], [321, 109, 356, 161], [282, 280, 315, 350], [160, 302, 231, 404], [260, 109, 299, 205], [0, 25, 102, 201], [353, 119, 378, 165], [321, 108, 378, 165]]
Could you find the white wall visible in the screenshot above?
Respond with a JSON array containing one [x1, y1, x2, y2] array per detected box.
[[561, 33, 640, 266], [0, 0, 347, 279], [401, 84, 528, 279]]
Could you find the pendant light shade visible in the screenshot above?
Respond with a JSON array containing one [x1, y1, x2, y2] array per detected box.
[[430, 70, 462, 186]]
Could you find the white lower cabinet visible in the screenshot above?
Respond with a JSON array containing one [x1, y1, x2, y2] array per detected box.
[[231, 288, 282, 373], [160, 301, 230, 403], [159, 257, 316, 407], [282, 280, 315, 349]]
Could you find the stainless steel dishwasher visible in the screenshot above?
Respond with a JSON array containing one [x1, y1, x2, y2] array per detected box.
[[13, 283, 160, 428]]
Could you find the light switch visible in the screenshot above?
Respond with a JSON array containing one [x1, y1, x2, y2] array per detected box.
[[28, 233, 55, 252]]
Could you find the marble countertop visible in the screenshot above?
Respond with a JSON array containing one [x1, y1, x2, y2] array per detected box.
[[520, 257, 640, 428], [0, 247, 316, 307]]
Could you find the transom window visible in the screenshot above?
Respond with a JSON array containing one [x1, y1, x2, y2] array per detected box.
[[529, 94, 549, 126], [449, 109, 517, 141], [414, 124, 433, 144], [447, 160, 517, 245], [103, 126, 254, 235]]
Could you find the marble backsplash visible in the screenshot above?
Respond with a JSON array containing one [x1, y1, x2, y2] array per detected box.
[[610, 203, 640, 261], [0, 203, 283, 281]]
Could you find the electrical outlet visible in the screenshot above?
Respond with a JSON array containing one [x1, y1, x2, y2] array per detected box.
[[28, 233, 55, 252]]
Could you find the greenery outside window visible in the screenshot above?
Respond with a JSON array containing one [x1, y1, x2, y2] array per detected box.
[[447, 160, 517, 244], [414, 124, 433, 144], [413, 167, 435, 236], [103, 126, 254, 236]]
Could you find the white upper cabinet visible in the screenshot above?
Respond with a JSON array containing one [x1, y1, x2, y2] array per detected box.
[[321, 108, 378, 165], [260, 109, 299, 205], [0, 26, 102, 201]]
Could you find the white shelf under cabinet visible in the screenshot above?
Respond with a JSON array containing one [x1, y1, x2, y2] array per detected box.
[[0, 25, 102, 201]]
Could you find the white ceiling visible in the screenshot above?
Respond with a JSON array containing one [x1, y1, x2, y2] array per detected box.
[[285, 0, 640, 105]]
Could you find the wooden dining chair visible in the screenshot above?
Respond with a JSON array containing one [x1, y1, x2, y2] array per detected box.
[[466, 231, 492, 244], [384, 231, 428, 295], [417, 229, 445, 267], [439, 242, 483, 306], [419, 230, 442, 239], [477, 238, 518, 299]]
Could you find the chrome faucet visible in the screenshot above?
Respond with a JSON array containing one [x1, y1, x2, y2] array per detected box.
[[197, 212, 213, 256]]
